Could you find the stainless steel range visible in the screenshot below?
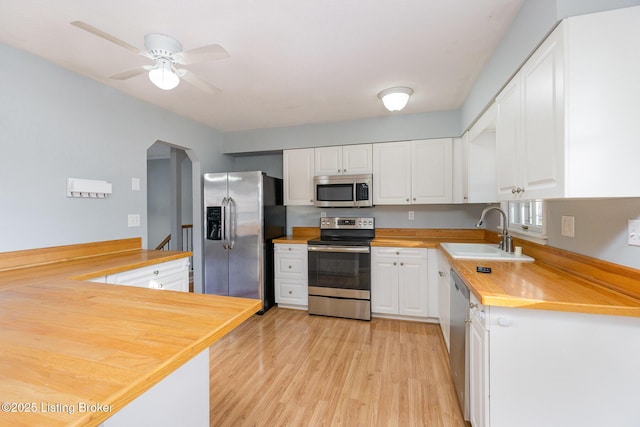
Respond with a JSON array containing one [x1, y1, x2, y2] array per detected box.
[[307, 217, 374, 321]]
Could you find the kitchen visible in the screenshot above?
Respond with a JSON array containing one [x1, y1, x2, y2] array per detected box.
[[2, 1, 640, 426]]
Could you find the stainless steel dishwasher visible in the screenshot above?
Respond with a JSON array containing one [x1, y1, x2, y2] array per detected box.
[[449, 269, 470, 420]]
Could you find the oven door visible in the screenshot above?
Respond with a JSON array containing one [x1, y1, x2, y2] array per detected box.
[[307, 245, 371, 299]]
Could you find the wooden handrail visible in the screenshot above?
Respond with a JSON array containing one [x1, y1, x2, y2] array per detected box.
[[181, 224, 193, 229], [155, 234, 171, 251]]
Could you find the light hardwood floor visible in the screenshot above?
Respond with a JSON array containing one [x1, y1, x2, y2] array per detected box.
[[209, 307, 466, 426]]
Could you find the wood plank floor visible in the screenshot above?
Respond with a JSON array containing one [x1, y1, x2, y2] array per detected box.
[[209, 307, 466, 426]]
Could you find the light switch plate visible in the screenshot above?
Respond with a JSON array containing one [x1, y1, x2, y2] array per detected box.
[[131, 177, 141, 191], [561, 216, 575, 237], [128, 214, 140, 228], [628, 220, 640, 246], [408, 211, 415, 221]]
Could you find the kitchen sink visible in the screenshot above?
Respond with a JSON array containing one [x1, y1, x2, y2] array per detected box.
[[440, 242, 534, 262]]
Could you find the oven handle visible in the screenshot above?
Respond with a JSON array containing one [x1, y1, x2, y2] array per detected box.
[[307, 245, 370, 254]]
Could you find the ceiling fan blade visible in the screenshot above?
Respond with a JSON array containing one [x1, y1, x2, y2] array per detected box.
[[71, 21, 142, 56], [176, 44, 229, 65], [110, 67, 147, 80], [179, 70, 221, 95]]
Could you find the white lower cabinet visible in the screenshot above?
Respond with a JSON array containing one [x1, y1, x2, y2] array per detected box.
[[466, 300, 640, 427], [93, 258, 190, 292], [372, 247, 435, 320], [274, 243, 308, 309], [469, 294, 489, 427], [436, 250, 451, 351]]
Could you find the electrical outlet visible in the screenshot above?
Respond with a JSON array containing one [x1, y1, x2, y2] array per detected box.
[[320, 211, 327, 218], [408, 211, 415, 221], [128, 214, 140, 228], [628, 220, 640, 246], [561, 216, 575, 237]]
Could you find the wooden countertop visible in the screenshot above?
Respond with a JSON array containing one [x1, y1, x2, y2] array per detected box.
[[0, 239, 261, 426], [449, 257, 640, 317], [276, 227, 640, 317]]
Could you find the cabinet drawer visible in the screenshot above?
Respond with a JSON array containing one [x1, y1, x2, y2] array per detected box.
[[106, 258, 189, 287], [150, 271, 189, 292], [274, 244, 307, 254], [373, 247, 427, 259], [275, 254, 307, 278], [276, 278, 308, 305]]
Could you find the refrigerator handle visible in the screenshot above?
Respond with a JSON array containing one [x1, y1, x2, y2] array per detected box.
[[228, 197, 235, 249], [221, 197, 228, 249]]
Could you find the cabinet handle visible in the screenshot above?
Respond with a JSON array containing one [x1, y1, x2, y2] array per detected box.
[[338, 169, 341, 173], [400, 262, 404, 266], [393, 262, 397, 266], [511, 187, 517, 194], [470, 302, 478, 309], [343, 169, 346, 172], [396, 251, 399, 255], [406, 198, 410, 202], [288, 247, 292, 251], [438, 271, 445, 277], [497, 317, 511, 327], [288, 290, 292, 294], [158, 283, 164, 289], [288, 265, 292, 269], [413, 197, 416, 201], [464, 318, 472, 324], [153, 270, 159, 275]]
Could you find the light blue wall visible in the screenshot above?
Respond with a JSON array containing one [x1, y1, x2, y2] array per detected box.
[[0, 42, 233, 253], [223, 110, 461, 154]]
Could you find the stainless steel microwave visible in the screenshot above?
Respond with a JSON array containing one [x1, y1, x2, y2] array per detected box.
[[313, 174, 372, 207]]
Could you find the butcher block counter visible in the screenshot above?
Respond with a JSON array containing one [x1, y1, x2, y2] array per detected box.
[[0, 238, 261, 426], [275, 227, 640, 318]]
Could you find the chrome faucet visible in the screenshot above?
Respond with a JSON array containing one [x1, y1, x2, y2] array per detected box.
[[475, 206, 514, 253]]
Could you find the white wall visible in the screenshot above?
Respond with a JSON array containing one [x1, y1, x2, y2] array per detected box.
[[0, 42, 233, 253]]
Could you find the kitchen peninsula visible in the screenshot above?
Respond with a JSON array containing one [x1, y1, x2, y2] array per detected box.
[[0, 238, 260, 426]]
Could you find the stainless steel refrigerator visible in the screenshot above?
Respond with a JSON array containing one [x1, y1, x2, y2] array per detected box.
[[203, 171, 286, 313]]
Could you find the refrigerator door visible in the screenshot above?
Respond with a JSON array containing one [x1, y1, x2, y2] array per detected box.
[[203, 173, 230, 296], [227, 171, 263, 303]]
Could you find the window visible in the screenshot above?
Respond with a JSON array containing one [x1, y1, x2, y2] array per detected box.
[[507, 200, 547, 243]]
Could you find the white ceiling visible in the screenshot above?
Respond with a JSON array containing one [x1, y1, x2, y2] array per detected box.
[[0, 0, 524, 132]]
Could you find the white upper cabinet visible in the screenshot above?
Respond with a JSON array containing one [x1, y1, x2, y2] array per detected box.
[[283, 148, 315, 205], [455, 105, 497, 204], [373, 141, 412, 204], [411, 139, 453, 204], [495, 23, 564, 201], [496, 6, 640, 200], [314, 144, 372, 176], [373, 139, 453, 205]]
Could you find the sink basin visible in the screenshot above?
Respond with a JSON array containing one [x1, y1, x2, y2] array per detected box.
[[440, 242, 534, 262]]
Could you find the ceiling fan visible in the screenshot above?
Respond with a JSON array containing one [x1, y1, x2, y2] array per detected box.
[[71, 21, 229, 93]]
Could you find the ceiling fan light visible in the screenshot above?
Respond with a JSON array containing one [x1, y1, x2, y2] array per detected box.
[[378, 87, 414, 111], [148, 59, 180, 90]]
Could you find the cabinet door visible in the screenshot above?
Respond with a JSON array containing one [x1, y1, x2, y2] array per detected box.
[[283, 148, 315, 205], [275, 278, 308, 306], [495, 78, 522, 200], [469, 310, 489, 427], [436, 251, 451, 351], [342, 144, 373, 174], [371, 255, 399, 314], [314, 146, 343, 176], [521, 25, 564, 199], [398, 255, 429, 317], [411, 139, 453, 204], [372, 141, 411, 205]]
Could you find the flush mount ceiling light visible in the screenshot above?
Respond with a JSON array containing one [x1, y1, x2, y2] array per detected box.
[[378, 87, 414, 111]]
